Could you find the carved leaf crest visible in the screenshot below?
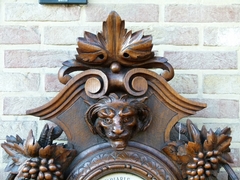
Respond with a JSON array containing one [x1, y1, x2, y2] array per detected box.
[[77, 32, 107, 64], [59, 11, 175, 85], [76, 11, 154, 66]]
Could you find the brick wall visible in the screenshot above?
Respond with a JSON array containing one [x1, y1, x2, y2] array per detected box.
[[1, 0, 240, 179]]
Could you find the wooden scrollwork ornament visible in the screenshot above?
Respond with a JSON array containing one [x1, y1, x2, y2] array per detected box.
[[1, 11, 238, 180]]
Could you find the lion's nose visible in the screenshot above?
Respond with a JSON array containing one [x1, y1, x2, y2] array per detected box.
[[112, 128, 124, 135]]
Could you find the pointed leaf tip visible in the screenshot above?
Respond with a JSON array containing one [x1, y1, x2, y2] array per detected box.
[[24, 130, 41, 157]]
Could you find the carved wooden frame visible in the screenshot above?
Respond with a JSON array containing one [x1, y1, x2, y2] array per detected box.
[[1, 11, 239, 180], [66, 142, 181, 180]]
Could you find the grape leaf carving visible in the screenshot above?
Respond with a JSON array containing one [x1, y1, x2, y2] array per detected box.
[[162, 119, 236, 180], [76, 11, 154, 66], [1, 124, 77, 180]]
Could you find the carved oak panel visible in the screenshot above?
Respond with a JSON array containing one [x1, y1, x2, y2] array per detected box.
[[66, 142, 181, 180], [1, 11, 238, 180]]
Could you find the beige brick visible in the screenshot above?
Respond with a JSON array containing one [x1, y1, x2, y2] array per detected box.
[[204, 27, 240, 46], [5, 3, 80, 21], [164, 51, 237, 69], [144, 26, 199, 46], [44, 26, 100, 45], [85, 4, 159, 22], [202, 5, 240, 22], [230, 148, 240, 167], [0, 168, 8, 180], [169, 74, 198, 94], [195, 99, 239, 118], [165, 4, 202, 22], [165, 5, 240, 22], [4, 50, 76, 68], [0, 25, 40, 44], [0, 73, 40, 92], [45, 73, 65, 92], [0, 121, 37, 140], [1, 0, 240, 176], [44, 25, 198, 46], [3, 97, 52, 115], [217, 172, 239, 180], [203, 75, 240, 94]]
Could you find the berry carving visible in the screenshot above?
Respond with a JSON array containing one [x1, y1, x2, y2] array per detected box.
[[162, 119, 237, 180], [1, 124, 76, 180], [21, 158, 63, 180]]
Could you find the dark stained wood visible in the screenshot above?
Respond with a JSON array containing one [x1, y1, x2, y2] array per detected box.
[[1, 125, 76, 179], [163, 119, 236, 179], [66, 142, 182, 180], [84, 93, 151, 150], [1, 11, 238, 180]]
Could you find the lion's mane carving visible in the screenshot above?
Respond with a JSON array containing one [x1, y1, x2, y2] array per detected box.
[[85, 93, 152, 150]]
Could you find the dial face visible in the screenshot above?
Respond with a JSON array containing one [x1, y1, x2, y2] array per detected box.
[[99, 173, 144, 180]]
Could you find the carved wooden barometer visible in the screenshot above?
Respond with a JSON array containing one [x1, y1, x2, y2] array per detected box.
[[2, 11, 239, 180]]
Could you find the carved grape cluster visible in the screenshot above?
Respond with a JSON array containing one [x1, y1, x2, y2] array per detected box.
[[22, 157, 63, 180], [163, 120, 234, 179], [186, 151, 220, 180]]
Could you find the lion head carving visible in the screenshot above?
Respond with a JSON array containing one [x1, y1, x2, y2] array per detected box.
[[85, 93, 152, 150]]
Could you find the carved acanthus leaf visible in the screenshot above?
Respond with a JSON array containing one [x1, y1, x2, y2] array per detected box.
[[76, 11, 154, 66], [39, 145, 77, 171], [58, 11, 174, 85], [120, 30, 154, 64], [77, 32, 107, 64], [1, 124, 76, 180], [163, 119, 235, 180], [1, 136, 27, 174], [24, 130, 41, 157], [185, 142, 201, 157]]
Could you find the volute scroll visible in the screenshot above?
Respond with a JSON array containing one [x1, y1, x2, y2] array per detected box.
[[1, 11, 238, 180]]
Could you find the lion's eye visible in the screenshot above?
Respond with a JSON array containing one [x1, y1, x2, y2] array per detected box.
[[121, 107, 135, 117], [103, 118, 113, 124], [98, 108, 114, 118], [123, 118, 128, 123], [123, 117, 133, 123]]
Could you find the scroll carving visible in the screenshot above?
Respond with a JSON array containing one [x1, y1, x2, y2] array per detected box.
[[58, 11, 174, 85], [1, 11, 238, 180]]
